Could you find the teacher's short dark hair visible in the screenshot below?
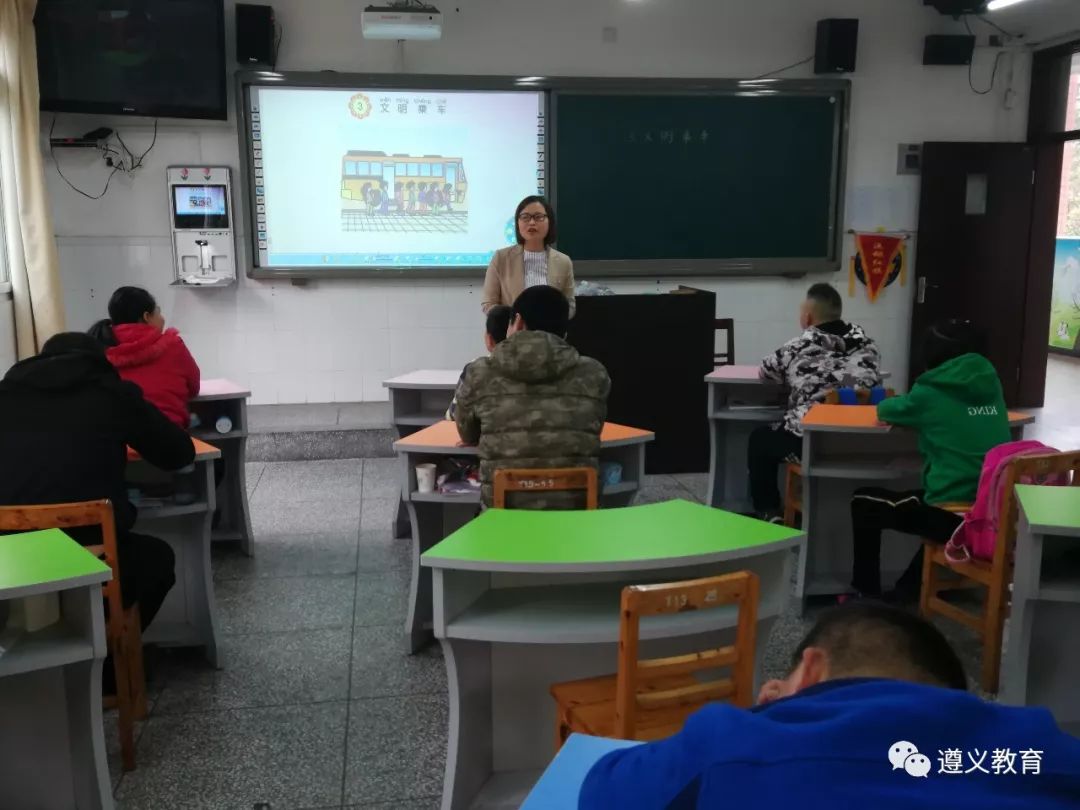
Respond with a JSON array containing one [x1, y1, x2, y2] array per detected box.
[[515, 195, 557, 246], [512, 285, 569, 337]]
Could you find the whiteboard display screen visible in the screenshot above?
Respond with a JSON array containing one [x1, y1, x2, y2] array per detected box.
[[248, 85, 545, 270]]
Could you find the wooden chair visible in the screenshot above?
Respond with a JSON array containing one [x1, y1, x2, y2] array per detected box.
[[920, 451, 1080, 694], [493, 467, 598, 510], [550, 571, 759, 747], [0, 500, 146, 771], [714, 318, 735, 367]]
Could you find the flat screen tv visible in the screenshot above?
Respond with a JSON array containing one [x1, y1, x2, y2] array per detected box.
[[35, 0, 227, 120]]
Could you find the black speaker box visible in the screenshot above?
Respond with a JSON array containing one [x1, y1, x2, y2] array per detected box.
[[237, 4, 275, 66], [923, 35, 976, 66], [815, 19, 859, 75]]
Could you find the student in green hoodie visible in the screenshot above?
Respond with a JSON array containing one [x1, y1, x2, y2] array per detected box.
[[849, 320, 1011, 599]]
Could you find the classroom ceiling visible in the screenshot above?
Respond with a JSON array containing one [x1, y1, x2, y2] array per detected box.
[[986, 0, 1080, 45]]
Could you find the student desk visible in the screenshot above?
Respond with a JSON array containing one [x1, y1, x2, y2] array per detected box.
[[421, 499, 804, 810], [128, 437, 223, 666], [394, 420, 654, 654], [704, 366, 895, 512], [191, 378, 254, 556], [797, 405, 1034, 603], [0, 529, 114, 810], [521, 734, 640, 809], [384, 369, 463, 538], [705, 365, 785, 511], [1002, 485, 1080, 734]]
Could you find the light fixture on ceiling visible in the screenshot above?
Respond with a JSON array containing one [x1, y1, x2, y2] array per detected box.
[[986, 0, 1034, 10]]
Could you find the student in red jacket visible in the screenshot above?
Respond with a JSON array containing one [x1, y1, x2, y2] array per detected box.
[[89, 287, 200, 428]]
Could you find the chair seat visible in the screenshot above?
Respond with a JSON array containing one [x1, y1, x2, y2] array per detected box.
[[926, 542, 995, 586], [934, 502, 973, 515], [551, 672, 705, 742]]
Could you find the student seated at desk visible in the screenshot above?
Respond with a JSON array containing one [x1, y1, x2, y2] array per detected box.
[[0, 333, 194, 633], [749, 283, 882, 522], [89, 286, 200, 429], [454, 285, 610, 508], [850, 319, 1010, 599], [445, 304, 512, 421], [579, 603, 1080, 809]]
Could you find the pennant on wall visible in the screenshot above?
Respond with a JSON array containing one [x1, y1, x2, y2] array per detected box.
[[849, 233, 907, 303]]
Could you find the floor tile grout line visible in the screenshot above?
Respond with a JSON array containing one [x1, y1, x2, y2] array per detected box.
[[339, 462, 367, 805], [148, 688, 448, 720]]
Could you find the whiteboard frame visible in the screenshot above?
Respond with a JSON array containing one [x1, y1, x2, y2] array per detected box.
[[235, 71, 850, 280]]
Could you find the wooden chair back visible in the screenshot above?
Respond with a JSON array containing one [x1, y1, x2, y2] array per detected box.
[[613, 571, 759, 739], [493, 467, 599, 510], [714, 318, 735, 367], [0, 500, 144, 771], [921, 450, 1080, 693], [0, 500, 122, 622]]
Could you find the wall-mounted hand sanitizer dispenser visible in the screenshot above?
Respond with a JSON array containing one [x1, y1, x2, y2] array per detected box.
[[167, 166, 237, 287]]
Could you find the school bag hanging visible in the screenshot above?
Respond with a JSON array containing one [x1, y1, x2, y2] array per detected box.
[[944, 440, 1067, 564]]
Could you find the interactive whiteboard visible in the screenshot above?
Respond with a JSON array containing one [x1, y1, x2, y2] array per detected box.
[[241, 76, 544, 275]]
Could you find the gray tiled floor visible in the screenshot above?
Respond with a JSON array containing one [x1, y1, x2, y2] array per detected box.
[[111, 357, 1080, 807], [110, 459, 725, 808]]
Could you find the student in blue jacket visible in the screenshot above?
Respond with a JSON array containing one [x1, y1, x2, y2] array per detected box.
[[579, 604, 1080, 809]]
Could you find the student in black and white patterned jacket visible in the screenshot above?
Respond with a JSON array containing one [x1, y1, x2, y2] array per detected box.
[[748, 284, 883, 522]]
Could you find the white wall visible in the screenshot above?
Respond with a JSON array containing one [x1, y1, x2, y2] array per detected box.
[[45, 0, 1033, 404], [0, 290, 14, 372]]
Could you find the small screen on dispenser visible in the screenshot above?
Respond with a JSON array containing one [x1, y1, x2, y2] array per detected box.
[[175, 185, 226, 216], [173, 185, 229, 229]]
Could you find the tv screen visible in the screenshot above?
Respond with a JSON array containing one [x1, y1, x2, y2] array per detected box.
[[35, 0, 227, 120]]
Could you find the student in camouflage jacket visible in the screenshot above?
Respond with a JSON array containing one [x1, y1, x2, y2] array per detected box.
[[454, 285, 611, 509], [748, 283, 883, 521]]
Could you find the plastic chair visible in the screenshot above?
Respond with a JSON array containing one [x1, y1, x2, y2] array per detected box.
[[493, 467, 598, 510], [920, 451, 1080, 693], [0, 500, 146, 771], [550, 571, 759, 748]]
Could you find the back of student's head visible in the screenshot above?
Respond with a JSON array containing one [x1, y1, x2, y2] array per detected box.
[[88, 286, 157, 347], [511, 285, 569, 338], [924, 319, 987, 371], [806, 283, 843, 323], [794, 602, 967, 690], [42, 331, 106, 358], [485, 305, 513, 345]]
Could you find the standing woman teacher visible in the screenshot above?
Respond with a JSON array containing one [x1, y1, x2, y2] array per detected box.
[[482, 195, 576, 316]]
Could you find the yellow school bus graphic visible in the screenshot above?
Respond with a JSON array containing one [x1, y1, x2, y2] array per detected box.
[[340, 151, 469, 214]]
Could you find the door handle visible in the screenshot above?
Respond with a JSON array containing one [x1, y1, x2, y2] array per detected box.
[[917, 277, 926, 304]]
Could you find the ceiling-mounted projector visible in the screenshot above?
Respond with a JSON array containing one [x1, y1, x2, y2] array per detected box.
[[362, 4, 442, 40]]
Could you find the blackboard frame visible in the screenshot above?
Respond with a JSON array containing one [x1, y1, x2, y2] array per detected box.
[[235, 71, 849, 280]]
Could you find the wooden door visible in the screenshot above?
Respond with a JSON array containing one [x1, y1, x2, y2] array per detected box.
[[910, 143, 1039, 405]]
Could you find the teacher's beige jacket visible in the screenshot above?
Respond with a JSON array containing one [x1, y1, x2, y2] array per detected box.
[[481, 245, 576, 317]]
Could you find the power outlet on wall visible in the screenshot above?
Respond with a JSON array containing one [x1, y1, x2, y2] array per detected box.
[[602, 26, 618, 44]]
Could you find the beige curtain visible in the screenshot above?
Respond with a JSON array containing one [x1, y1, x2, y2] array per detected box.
[[0, 0, 64, 358]]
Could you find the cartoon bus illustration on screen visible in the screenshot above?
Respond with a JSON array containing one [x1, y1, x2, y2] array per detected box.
[[340, 151, 469, 219]]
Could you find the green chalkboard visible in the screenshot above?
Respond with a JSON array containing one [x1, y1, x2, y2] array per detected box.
[[553, 88, 846, 272]]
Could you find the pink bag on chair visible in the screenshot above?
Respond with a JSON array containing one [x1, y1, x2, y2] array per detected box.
[[944, 440, 1065, 564]]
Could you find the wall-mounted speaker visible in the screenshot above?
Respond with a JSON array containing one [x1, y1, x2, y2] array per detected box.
[[237, 4, 275, 66], [923, 35, 976, 66], [815, 19, 859, 75]]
